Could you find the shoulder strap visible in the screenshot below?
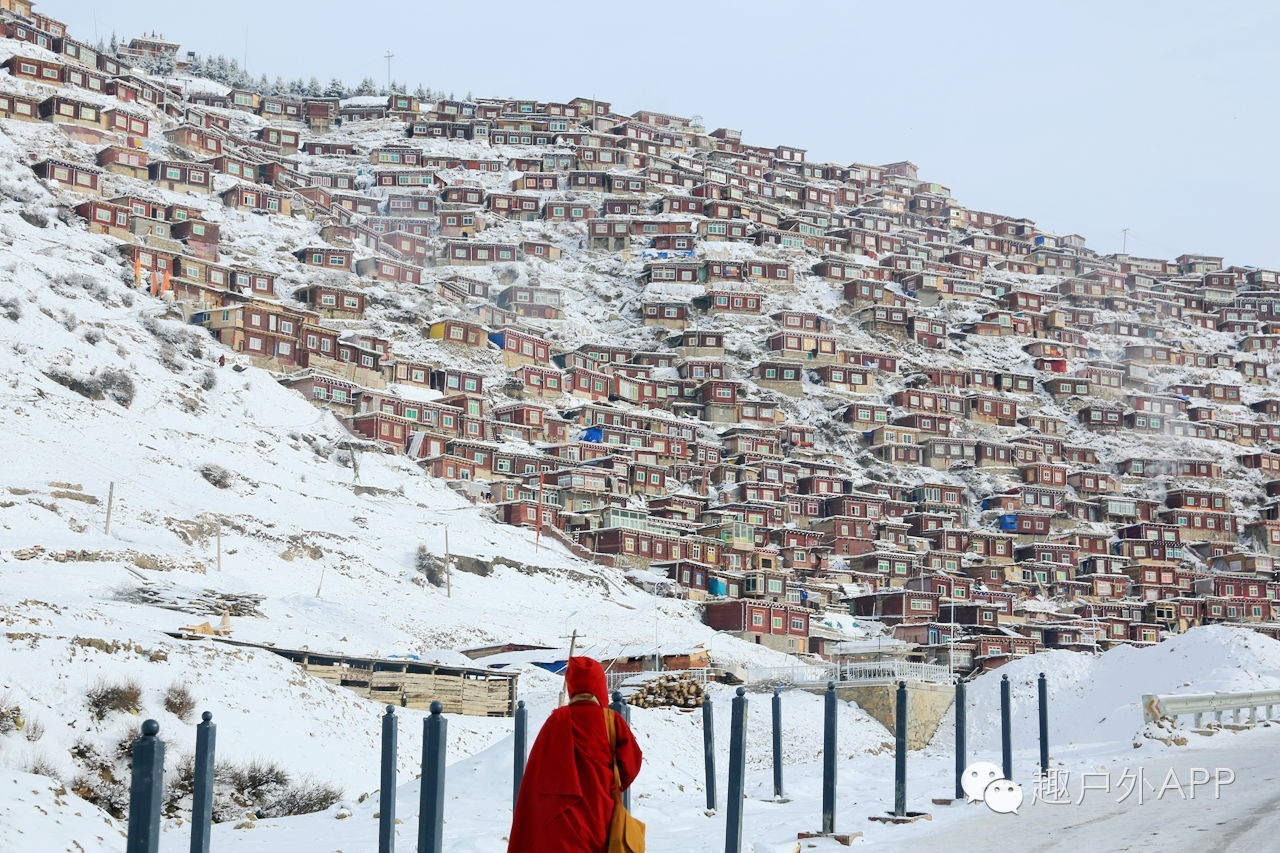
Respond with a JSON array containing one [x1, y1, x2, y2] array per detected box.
[[603, 707, 624, 798]]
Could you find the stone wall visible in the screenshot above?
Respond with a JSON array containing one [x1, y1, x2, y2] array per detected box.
[[837, 681, 954, 749]]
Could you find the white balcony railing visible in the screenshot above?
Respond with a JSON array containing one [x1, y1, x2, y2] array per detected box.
[[744, 660, 954, 687]]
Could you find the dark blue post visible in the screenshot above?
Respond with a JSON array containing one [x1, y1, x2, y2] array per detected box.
[[893, 681, 907, 817], [610, 691, 631, 812], [190, 713, 215, 853], [724, 687, 747, 853], [954, 679, 966, 800], [1038, 673, 1049, 777], [1000, 674, 1012, 780], [513, 700, 527, 808], [771, 686, 784, 800], [126, 719, 164, 853], [702, 693, 717, 811], [417, 702, 446, 853], [822, 681, 836, 835], [380, 705, 397, 853]]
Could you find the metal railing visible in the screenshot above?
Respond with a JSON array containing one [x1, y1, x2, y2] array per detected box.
[[745, 660, 954, 687], [1142, 687, 1280, 727]]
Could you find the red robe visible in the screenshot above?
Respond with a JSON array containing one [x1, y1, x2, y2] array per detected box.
[[508, 657, 643, 853]]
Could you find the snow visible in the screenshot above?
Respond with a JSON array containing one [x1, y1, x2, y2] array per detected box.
[[0, 772, 123, 853], [125, 625, 1280, 852], [0, 19, 1278, 851]]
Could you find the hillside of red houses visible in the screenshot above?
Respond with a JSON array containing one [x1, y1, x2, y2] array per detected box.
[[8, 0, 1280, 675]]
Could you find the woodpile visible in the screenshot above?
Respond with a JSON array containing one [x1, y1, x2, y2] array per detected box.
[[625, 673, 705, 709]]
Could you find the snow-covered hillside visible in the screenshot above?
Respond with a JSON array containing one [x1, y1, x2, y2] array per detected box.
[[5, 4, 1280, 850], [0, 116, 798, 839]]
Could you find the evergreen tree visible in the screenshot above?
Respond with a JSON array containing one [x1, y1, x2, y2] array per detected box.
[[355, 77, 378, 96], [210, 55, 229, 82], [109, 32, 118, 55], [413, 83, 428, 99], [324, 78, 347, 98], [272, 75, 287, 94], [257, 73, 270, 92], [306, 76, 321, 96]]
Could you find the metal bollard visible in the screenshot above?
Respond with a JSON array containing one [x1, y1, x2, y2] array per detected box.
[[954, 679, 966, 800], [724, 687, 747, 853], [771, 685, 784, 800], [417, 702, 447, 853], [702, 693, 717, 811], [190, 712, 215, 853], [822, 681, 837, 835], [1000, 674, 1012, 780], [380, 705, 398, 853], [610, 691, 631, 812], [1037, 673, 1049, 777], [894, 681, 907, 817], [126, 719, 164, 853], [513, 700, 527, 808]]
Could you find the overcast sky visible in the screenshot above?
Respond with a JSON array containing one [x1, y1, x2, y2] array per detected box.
[[55, 0, 1279, 268]]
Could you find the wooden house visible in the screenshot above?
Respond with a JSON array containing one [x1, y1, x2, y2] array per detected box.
[[149, 160, 213, 193], [32, 158, 102, 194]]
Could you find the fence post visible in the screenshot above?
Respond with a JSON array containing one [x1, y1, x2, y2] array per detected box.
[[822, 681, 837, 835], [1000, 675, 1012, 780], [771, 685, 784, 800], [954, 679, 966, 800], [724, 687, 747, 853], [609, 691, 631, 811], [417, 702, 446, 853], [894, 681, 907, 817], [702, 693, 717, 811], [380, 705, 397, 853], [190, 713, 215, 853], [512, 700, 527, 808], [1037, 673, 1049, 777], [126, 719, 164, 853]]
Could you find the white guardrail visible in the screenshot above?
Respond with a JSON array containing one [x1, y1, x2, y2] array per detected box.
[[1142, 688, 1280, 727]]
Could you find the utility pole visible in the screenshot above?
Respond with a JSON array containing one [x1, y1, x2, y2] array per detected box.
[[444, 528, 452, 598], [104, 482, 114, 536], [558, 629, 581, 707], [384, 51, 394, 94], [1121, 227, 1130, 254]]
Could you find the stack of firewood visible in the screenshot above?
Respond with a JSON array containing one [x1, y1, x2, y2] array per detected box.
[[625, 673, 705, 709]]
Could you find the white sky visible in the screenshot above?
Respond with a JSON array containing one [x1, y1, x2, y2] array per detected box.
[[53, 0, 1280, 268]]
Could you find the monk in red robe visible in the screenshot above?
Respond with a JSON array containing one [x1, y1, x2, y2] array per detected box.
[[508, 656, 643, 852]]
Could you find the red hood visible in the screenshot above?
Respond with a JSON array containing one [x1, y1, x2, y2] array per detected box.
[[565, 656, 608, 706]]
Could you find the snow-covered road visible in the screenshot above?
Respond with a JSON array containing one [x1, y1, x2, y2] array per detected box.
[[904, 727, 1280, 853]]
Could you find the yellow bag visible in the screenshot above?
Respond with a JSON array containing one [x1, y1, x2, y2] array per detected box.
[[604, 708, 645, 853]]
